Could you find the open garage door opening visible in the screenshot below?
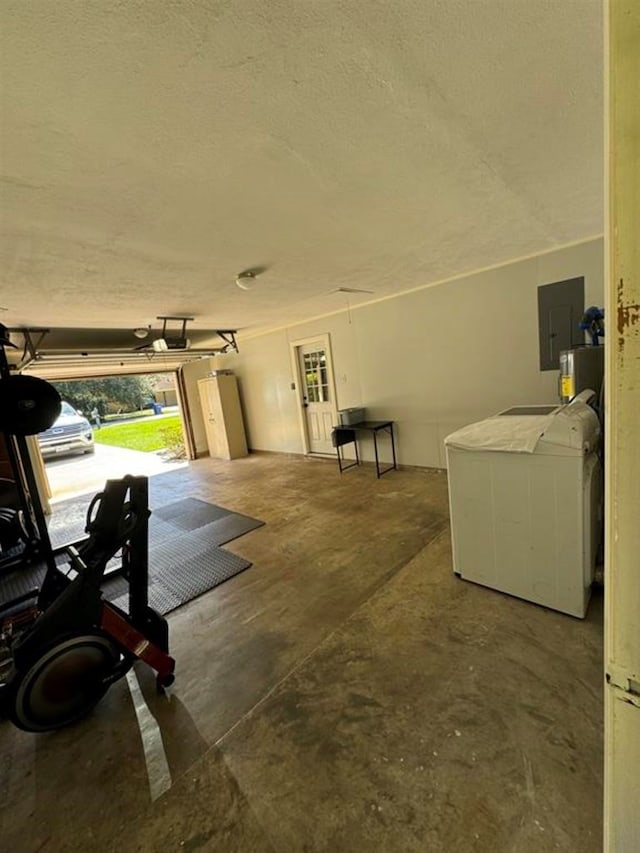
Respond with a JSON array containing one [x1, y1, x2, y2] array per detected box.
[[36, 372, 189, 507]]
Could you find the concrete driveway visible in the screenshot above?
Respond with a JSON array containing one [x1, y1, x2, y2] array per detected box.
[[45, 442, 188, 503]]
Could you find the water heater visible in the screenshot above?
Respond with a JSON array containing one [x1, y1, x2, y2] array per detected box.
[[559, 346, 604, 403]]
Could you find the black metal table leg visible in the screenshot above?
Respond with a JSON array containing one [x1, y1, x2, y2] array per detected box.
[[373, 425, 396, 477], [373, 430, 380, 477], [390, 423, 397, 471], [334, 428, 358, 473]]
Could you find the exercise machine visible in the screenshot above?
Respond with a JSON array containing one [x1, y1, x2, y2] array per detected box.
[[0, 475, 175, 731]]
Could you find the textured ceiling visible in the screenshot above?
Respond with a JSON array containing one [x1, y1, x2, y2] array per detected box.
[[1, 0, 603, 339]]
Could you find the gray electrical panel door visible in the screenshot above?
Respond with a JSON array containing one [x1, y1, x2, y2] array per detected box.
[[538, 277, 585, 370]]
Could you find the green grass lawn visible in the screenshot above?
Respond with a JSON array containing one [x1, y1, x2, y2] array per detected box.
[[94, 415, 182, 453]]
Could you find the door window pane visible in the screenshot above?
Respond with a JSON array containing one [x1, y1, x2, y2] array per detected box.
[[303, 350, 330, 403]]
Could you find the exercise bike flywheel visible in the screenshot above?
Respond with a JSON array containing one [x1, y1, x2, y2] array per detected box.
[[6, 632, 123, 732]]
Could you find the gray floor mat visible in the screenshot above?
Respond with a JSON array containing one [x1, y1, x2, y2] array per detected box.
[[153, 497, 233, 530], [49, 515, 182, 550], [47, 494, 94, 549], [148, 516, 183, 545], [106, 541, 251, 615], [2, 524, 255, 616], [201, 512, 264, 546], [109, 578, 184, 617], [3, 495, 262, 615], [49, 519, 88, 550], [48, 496, 263, 547], [0, 563, 46, 602]]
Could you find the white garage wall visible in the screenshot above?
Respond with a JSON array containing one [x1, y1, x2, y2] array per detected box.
[[215, 330, 302, 455], [220, 238, 603, 468]]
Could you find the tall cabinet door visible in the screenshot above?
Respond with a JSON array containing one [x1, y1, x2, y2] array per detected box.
[[198, 375, 248, 460], [199, 377, 225, 458]]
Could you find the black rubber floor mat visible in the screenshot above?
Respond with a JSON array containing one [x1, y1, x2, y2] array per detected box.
[[2, 530, 253, 617], [153, 497, 232, 530], [47, 505, 177, 550], [148, 516, 183, 545], [49, 514, 183, 551], [107, 542, 251, 616], [47, 495, 94, 549], [49, 518, 88, 550], [202, 512, 265, 546], [147, 524, 224, 569], [0, 553, 88, 602], [0, 563, 46, 602], [158, 544, 250, 611], [48, 496, 263, 548], [3, 497, 262, 615]]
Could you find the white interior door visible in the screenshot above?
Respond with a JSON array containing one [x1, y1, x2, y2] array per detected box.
[[298, 341, 335, 455]]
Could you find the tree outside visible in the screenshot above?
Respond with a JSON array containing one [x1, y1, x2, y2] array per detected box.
[[52, 376, 155, 416]]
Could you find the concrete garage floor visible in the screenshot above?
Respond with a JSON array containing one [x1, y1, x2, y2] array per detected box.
[[0, 453, 603, 852]]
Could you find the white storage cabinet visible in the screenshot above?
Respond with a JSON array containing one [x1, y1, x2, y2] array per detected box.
[[198, 374, 248, 460]]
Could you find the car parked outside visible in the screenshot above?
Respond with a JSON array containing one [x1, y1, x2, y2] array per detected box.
[[38, 401, 95, 459]]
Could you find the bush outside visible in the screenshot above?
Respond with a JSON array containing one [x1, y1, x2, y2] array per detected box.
[[159, 420, 186, 459]]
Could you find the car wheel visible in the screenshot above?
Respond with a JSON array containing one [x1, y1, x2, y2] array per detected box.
[[84, 447, 95, 455]]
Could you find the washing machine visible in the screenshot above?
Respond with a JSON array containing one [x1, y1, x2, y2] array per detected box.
[[445, 392, 602, 618]]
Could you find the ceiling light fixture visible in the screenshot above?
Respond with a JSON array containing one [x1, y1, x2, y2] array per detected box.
[[235, 265, 270, 290], [236, 271, 257, 290]]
